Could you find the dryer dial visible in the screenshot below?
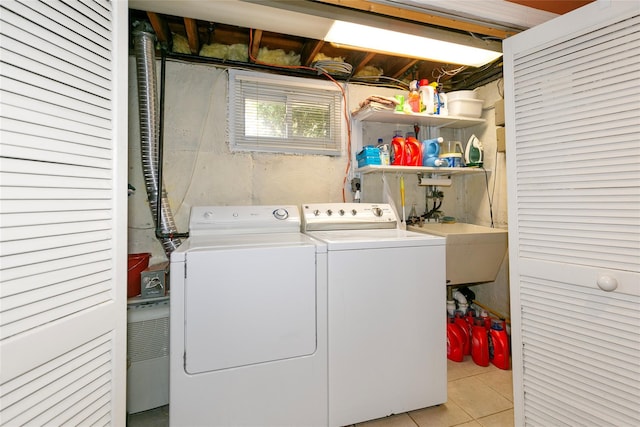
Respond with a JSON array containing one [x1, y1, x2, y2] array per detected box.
[[273, 208, 289, 220]]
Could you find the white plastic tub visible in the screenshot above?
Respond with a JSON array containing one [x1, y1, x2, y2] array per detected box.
[[447, 90, 478, 101], [448, 98, 484, 118]]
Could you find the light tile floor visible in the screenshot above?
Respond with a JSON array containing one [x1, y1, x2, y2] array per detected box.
[[127, 356, 513, 427]]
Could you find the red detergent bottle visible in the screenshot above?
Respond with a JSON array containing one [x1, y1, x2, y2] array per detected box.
[[454, 311, 471, 355], [404, 132, 422, 166], [480, 310, 492, 330], [390, 131, 405, 166], [489, 320, 510, 370], [465, 309, 476, 328], [447, 316, 464, 362], [471, 318, 490, 367]]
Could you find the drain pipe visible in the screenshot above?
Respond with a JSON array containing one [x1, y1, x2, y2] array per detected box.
[[133, 28, 186, 258], [452, 289, 469, 313]]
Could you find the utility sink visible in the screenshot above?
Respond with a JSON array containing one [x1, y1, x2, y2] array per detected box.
[[407, 223, 508, 285]]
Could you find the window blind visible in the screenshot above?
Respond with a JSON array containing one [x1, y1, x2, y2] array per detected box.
[[229, 69, 344, 156]]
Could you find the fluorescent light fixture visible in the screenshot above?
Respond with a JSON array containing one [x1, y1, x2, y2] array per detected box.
[[325, 20, 502, 67]]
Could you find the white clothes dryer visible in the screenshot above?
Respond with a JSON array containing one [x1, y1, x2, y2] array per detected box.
[[301, 203, 446, 427], [170, 205, 327, 427]]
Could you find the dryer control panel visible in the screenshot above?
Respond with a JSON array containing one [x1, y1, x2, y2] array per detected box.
[[301, 203, 397, 231]]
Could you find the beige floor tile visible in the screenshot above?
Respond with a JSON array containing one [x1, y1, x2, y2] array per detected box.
[[474, 368, 513, 402], [447, 376, 512, 419], [409, 400, 473, 427], [453, 421, 483, 427], [355, 412, 417, 427], [447, 357, 491, 381], [477, 409, 514, 427]]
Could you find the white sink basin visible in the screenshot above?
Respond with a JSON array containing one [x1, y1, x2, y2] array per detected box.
[[407, 223, 508, 285]]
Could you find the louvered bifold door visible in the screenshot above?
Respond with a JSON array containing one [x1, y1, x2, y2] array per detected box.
[[0, 0, 127, 425], [503, 1, 640, 426]]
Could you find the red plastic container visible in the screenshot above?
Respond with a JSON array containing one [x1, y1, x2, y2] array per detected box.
[[128, 253, 151, 297], [404, 134, 422, 166], [447, 316, 464, 362], [471, 320, 490, 367], [480, 312, 492, 330], [489, 320, 510, 370], [454, 312, 471, 355], [390, 134, 405, 166]]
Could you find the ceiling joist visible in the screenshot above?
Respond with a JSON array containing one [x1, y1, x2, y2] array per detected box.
[[183, 17, 200, 54]]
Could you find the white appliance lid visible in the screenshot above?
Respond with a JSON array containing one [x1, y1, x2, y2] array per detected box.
[[305, 228, 445, 250], [170, 232, 326, 262]]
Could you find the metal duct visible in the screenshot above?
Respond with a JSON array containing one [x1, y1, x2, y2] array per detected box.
[[133, 29, 182, 257]]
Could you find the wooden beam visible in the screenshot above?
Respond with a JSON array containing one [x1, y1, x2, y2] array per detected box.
[[352, 51, 377, 75], [315, 0, 516, 39], [250, 29, 263, 62], [301, 40, 326, 66], [146, 12, 170, 44], [390, 59, 419, 80], [183, 17, 200, 54]]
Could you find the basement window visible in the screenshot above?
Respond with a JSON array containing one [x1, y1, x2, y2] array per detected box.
[[229, 69, 343, 156]]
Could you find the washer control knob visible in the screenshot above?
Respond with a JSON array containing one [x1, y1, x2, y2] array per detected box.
[[326, 209, 333, 216], [372, 207, 383, 217], [339, 209, 345, 216], [313, 209, 321, 216], [351, 209, 357, 216], [273, 208, 289, 220], [204, 211, 214, 219]]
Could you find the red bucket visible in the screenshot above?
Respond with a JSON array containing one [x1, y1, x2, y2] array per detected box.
[[128, 253, 151, 297]]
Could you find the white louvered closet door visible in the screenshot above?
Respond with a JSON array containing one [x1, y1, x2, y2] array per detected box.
[[0, 0, 128, 425], [503, 1, 640, 426]]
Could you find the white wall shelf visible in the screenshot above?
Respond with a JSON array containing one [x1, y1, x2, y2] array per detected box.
[[352, 108, 485, 128], [356, 165, 488, 176]]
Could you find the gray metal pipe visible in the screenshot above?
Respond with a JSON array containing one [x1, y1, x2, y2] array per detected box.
[[133, 29, 181, 257]]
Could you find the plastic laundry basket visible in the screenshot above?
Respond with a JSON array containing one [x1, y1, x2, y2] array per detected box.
[[128, 253, 151, 297]]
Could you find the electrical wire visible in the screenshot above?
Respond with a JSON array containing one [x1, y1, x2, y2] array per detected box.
[[432, 64, 466, 82], [496, 78, 504, 98], [349, 74, 410, 90], [312, 60, 352, 76]]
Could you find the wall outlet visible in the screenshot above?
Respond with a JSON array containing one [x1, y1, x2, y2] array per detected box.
[[351, 177, 361, 192]]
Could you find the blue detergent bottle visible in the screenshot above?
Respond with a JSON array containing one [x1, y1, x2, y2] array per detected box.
[[422, 137, 445, 166]]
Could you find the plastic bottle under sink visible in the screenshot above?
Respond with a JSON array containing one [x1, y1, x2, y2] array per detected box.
[[471, 318, 490, 367], [454, 311, 471, 355], [447, 316, 465, 362], [489, 320, 510, 370]]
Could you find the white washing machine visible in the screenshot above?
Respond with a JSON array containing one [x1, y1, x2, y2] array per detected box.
[[301, 203, 447, 427], [170, 205, 327, 427]]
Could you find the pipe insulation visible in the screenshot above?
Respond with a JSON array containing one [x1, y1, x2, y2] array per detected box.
[[133, 29, 182, 257]]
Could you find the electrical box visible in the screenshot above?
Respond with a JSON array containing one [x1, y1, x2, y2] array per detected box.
[[495, 99, 505, 126], [496, 126, 506, 153], [141, 262, 169, 298]]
